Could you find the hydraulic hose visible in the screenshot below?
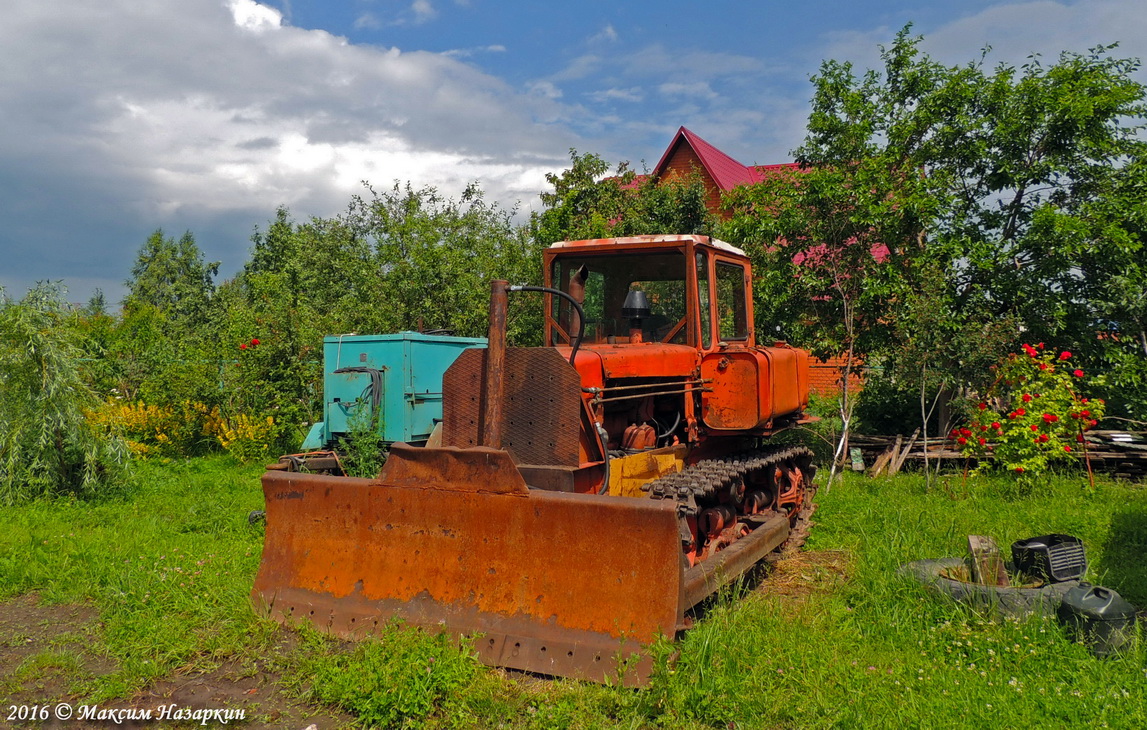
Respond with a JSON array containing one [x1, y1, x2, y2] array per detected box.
[[657, 410, 682, 444], [507, 285, 585, 366], [332, 366, 384, 416], [595, 423, 612, 495]]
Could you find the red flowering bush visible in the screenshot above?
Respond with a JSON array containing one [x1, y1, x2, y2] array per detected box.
[[958, 344, 1105, 480]]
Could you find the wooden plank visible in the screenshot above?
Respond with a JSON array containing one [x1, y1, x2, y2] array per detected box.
[[889, 429, 919, 476], [967, 535, 1008, 587], [868, 447, 895, 477], [876, 434, 903, 477]]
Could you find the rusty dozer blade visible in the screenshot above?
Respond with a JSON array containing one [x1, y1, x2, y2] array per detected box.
[[253, 443, 694, 683]]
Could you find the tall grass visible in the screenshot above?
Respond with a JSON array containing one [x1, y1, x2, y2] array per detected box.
[[636, 471, 1147, 728], [0, 457, 269, 699]]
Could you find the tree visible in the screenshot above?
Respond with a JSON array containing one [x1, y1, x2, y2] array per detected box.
[[0, 284, 128, 503], [124, 229, 219, 327], [211, 182, 544, 445], [345, 181, 543, 341], [1046, 153, 1147, 420], [722, 161, 918, 482], [531, 149, 715, 246], [799, 28, 1144, 356], [724, 26, 1147, 435]]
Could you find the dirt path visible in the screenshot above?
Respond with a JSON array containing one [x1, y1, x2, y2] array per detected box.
[[0, 593, 353, 729]]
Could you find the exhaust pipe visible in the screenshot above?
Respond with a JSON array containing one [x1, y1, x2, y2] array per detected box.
[[482, 280, 509, 449]]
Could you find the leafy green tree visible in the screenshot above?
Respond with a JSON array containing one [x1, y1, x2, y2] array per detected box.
[[724, 26, 1147, 433], [124, 229, 219, 327], [1047, 155, 1147, 420], [721, 162, 916, 481], [0, 284, 128, 503], [73, 288, 120, 396], [213, 182, 543, 450], [344, 181, 543, 340], [531, 149, 715, 245], [106, 229, 225, 412]]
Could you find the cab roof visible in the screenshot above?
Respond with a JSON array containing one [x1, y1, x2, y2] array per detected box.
[[548, 234, 747, 258]]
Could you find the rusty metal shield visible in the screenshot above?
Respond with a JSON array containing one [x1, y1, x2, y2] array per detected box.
[[252, 443, 684, 683]]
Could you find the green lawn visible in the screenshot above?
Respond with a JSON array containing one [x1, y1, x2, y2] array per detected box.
[[1, 458, 1145, 728]]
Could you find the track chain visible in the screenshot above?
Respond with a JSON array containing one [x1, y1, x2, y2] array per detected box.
[[641, 445, 818, 552]]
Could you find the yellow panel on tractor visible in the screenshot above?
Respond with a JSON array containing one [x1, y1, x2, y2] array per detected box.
[[607, 446, 686, 498]]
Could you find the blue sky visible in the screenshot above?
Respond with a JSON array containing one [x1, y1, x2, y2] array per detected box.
[[2, 0, 1144, 303]]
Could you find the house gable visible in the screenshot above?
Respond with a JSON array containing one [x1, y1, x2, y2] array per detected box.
[[650, 126, 798, 216]]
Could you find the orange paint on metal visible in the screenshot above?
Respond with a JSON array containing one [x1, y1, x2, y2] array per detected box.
[[563, 343, 699, 380], [701, 350, 765, 430], [254, 235, 820, 682], [761, 344, 808, 417], [700, 345, 810, 432]]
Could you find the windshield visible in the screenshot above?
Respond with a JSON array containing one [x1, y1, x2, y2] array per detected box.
[[551, 251, 689, 345]]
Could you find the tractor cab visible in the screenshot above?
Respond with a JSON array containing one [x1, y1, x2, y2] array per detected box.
[[544, 235, 809, 437], [544, 235, 754, 352]]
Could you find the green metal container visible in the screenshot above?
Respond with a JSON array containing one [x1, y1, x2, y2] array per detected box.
[[302, 332, 485, 449]]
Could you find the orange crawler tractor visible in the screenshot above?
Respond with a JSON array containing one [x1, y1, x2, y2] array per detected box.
[[253, 235, 816, 683]]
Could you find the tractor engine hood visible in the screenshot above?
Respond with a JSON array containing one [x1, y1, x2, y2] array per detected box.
[[558, 343, 700, 387]]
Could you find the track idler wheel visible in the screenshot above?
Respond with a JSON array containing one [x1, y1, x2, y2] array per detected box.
[[776, 464, 805, 517]]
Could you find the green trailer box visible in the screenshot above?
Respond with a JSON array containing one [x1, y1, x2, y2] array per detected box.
[[302, 332, 485, 449]]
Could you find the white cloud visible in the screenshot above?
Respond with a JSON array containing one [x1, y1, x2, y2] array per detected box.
[[353, 12, 383, 30], [0, 0, 577, 300], [549, 54, 603, 82], [411, 0, 437, 24], [351, 0, 438, 31], [815, 1, 1147, 78], [927, 0, 1147, 68], [588, 24, 618, 45], [657, 82, 717, 100], [588, 87, 644, 103], [623, 45, 766, 81], [527, 80, 564, 99], [442, 44, 507, 58], [229, 0, 282, 32]]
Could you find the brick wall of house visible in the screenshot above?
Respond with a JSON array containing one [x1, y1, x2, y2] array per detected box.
[[659, 144, 725, 213], [808, 355, 865, 398]]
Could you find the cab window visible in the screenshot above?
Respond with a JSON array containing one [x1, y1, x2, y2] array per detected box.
[[696, 253, 711, 348], [551, 252, 689, 345], [716, 261, 748, 341]]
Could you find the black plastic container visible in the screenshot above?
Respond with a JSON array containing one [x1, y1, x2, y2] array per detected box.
[[1056, 583, 1138, 657], [1011, 534, 1087, 582]]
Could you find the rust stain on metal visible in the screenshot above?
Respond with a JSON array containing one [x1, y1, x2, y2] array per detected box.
[[253, 236, 821, 683], [252, 446, 682, 681], [443, 349, 583, 467], [482, 280, 509, 449]]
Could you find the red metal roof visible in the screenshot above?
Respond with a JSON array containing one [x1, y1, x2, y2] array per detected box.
[[652, 127, 793, 191], [750, 162, 801, 181]]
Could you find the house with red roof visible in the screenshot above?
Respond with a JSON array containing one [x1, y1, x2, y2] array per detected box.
[[636, 126, 798, 217]]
